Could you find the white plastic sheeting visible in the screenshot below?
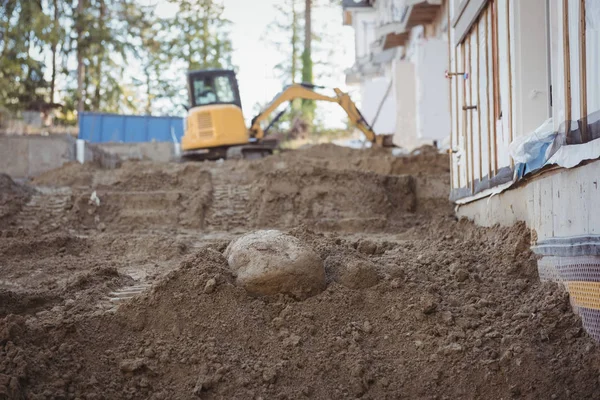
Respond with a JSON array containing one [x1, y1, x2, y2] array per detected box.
[[360, 78, 396, 135], [551, 0, 600, 131], [546, 137, 600, 168], [568, 0, 581, 126], [513, 0, 551, 139], [549, 0, 565, 132], [392, 61, 419, 148], [495, 0, 513, 169], [508, 118, 555, 164], [415, 38, 451, 142], [468, 26, 481, 183], [477, 13, 492, 180]]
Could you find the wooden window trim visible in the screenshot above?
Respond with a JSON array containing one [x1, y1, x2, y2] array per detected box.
[[468, 33, 475, 193], [506, 0, 514, 168], [476, 21, 483, 182], [447, 0, 455, 189], [452, 0, 488, 44], [580, 0, 588, 142], [563, 0, 572, 137], [462, 41, 469, 190], [485, 8, 493, 178], [491, 0, 500, 174]]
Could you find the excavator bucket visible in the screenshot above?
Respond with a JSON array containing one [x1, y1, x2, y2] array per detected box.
[[376, 134, 395, 148]]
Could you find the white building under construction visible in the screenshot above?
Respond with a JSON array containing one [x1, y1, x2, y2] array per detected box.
[[343, 0, 600, 340]]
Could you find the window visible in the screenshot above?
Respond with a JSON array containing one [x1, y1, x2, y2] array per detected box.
[[214, 76, 236, 103], [191, 74, 238, 107], [193, 77, 217, 106]]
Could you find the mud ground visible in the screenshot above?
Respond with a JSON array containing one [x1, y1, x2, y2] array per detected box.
[[1, 144, 600, 399]]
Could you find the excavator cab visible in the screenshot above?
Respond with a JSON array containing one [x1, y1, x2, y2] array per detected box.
[[182, 69, 250, 158]]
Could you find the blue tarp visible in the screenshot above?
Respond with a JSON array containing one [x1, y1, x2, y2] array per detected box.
[[78, 112, 184, 143]]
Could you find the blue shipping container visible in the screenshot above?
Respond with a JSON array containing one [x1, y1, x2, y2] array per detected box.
[[78, 112, 184, 143]]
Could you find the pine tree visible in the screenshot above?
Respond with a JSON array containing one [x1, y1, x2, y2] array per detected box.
[[0, 0, 235, 119], [166, 0, 233, 71], [0, 0, 52, 111], [265, 0, 350, 132]]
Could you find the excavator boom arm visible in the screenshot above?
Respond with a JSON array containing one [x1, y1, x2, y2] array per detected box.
[[249, 84, 377, 143]]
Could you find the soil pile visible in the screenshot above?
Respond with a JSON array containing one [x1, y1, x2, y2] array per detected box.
[[0, 173, 34, 221], [22, 145, 450, 233], [263, 144, 449, 177], [3, 144, 597, 399], [0, 233, 137, 318], [248, 166, 417, 231], [2, 222, 600, 399]]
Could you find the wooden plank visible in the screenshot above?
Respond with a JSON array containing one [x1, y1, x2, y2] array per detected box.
[[506, 0, 514, 168], [468, 33, 475, 193], [485, 7, 493, 179], [476, 19, 483, 182], [491, 0, 499, 174], [563, 0, 572, 137], [455, 43, 462, 188], [383, 32, 410, 49], [580, 0, 588, 142], [462, 40, 470, 190], [453, 0, 488, 44], [447, 0, 454, 190]]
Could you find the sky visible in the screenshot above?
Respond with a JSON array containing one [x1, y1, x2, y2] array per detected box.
[[152, 0, 357, 127]]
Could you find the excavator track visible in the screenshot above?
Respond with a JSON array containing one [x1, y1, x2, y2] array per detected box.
[[181, 141, 277, 162], [226, 144, 274, 160]]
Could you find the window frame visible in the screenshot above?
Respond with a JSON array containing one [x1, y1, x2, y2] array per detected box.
[[187, 69, 243, 109]]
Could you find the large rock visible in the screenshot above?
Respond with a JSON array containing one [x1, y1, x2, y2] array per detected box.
[[224, 230, 326, 299]]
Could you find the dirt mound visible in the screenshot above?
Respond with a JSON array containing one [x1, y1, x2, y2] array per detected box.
[[22, 145, 451, 234], [0, 234, 88, 259], [0, 232, 171, 319], [248, 166, 416, 231], [0, 173, 34, 220], [258, 143, 450, 177], [3, 143, 600, 399], [0, 266, 133, 318], [324, 253, 380, 289], [32, 161, 97, 187], [33, 161, 212, 191], [391, 146, 450, 176], [251, 144, 452, 219], [2, 223, 600, 399]]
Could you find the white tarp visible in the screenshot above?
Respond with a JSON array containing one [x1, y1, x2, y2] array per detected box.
[[415, 38, 451, 142], [546, 137, 600, 168], [360, 78, 396, 135], [509, 118, 555, 164]]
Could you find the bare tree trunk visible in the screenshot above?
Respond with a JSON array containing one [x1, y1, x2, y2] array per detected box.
[[145, 68, 152, 114], [291, 0, 298, 84], [50, 0, 58, 104], [303, 0, 311, 75], [93, 60, 102, 110], [76, 0, 86, 114], [201, 1, 211, 67], [92, 0, 105, 111]]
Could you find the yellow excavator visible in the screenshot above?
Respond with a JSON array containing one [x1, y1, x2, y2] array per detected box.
[[181, 69, 393, 160]]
